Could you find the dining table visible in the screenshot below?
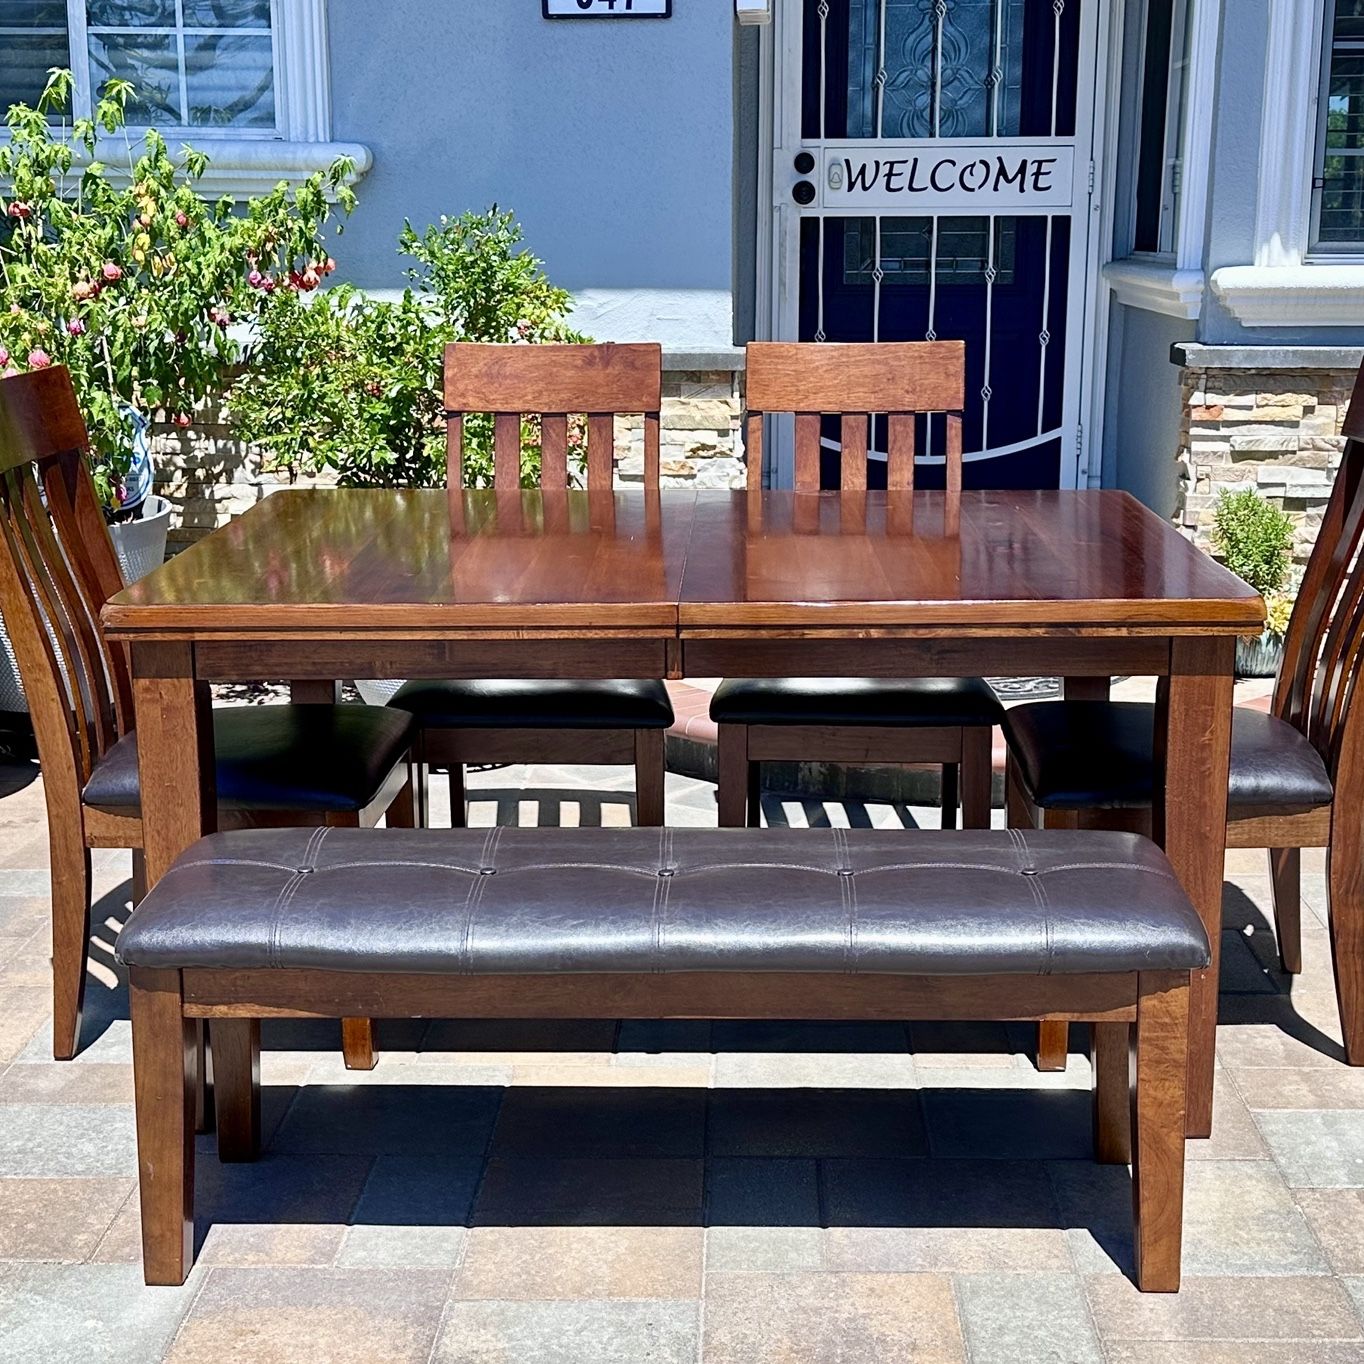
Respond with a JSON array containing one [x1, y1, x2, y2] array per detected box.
[[101, 484, 1264, 1137]]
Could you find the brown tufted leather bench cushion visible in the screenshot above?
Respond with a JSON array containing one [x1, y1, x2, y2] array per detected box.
[[115, 826, 1208, 978], [117, 826, 1206, 1295]]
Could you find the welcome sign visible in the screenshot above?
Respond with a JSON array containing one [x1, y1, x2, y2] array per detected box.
[[820, 142, 1076, 212]]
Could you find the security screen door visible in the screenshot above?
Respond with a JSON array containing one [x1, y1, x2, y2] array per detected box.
[[769, 0, 1099, 488]]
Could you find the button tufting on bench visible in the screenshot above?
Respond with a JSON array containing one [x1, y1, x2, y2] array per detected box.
[[114, 827, 1210, 979]]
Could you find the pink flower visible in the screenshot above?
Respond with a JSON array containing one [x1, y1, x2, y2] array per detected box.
[[101, 261, 122, 282], [172, 413, 192, 429], [209, 306, 231, 327], [0, 347, 9, 367], [300, 268, 321, 291], [174, 211, 189, 228], [247, 270, 264, 288], [7, 202, 31, 220], [71, 280, 96, 302], [67, 319, 86, 336], [27, 349, 51, 369], [323, 256, 337, 275], [261, 277, 277, 294], [1, 367, 17, 379]]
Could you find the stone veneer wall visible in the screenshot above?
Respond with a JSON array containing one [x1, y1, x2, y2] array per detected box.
[[154, 364, 746, 552], [1178, 355, 1359, 562]]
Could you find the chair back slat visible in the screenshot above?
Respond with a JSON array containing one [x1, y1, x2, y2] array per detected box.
[[0, 368, 130, 791], [1274, 361, 1364, 773], [444, 343, 663, 492], [744, 341, 966, 493]]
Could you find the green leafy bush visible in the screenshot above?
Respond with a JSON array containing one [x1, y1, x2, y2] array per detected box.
[[0, 70, 354, 511], [229, 210, 586, 489], [1210, 487, 1296, 638]]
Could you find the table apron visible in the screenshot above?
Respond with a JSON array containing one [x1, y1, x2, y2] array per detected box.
[[681, 636, 1173, 678]]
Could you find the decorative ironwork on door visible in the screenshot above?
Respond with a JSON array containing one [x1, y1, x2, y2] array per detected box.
[[778, 0, 1094, 489]]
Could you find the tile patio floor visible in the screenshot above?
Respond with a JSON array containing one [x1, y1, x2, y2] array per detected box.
[[2, 729, 1364, 1361]]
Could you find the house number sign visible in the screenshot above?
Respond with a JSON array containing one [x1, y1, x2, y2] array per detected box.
[[543, 0, 671, 16]]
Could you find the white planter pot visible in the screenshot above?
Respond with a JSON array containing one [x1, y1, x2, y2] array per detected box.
[[355, 678, 406, 706], [108, 494, 172, 586]]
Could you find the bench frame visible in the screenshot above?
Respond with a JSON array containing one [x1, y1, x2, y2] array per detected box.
[[129, 965, 1190, 1292]]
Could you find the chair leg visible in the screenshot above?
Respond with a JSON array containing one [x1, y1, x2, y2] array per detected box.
[[385, 767, 418, 829], [747, 759, 762, 828], [52, 844, 92, 1061], [130, 968, 195, 1286], [342, 1017, 377, 1072], [634, 729, 666, 827], [1131, 972, 1190, 1292], [960, 727, 993, 829], [940, 763, 959, 830], [717, 724, 750, 827], [1269, 847, 1303, 975], [1326, 825, 1364, 1065], [131, 848, 148, 907], [1004, 754, 1035, 830], [326, 810, 378, 1069], [212, 1018, 260, 1163], [449, 762, 467, 828], [1092, 1021, 1131, 1164]]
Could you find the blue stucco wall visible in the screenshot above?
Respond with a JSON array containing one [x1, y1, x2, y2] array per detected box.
[[328, 0, 735, 346]]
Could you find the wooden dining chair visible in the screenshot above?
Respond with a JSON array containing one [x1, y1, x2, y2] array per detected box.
[[387, 342, 673, 827], [1005, 361, 1364, 1070], [712, 341, 1002, 828], [0, 366, 417, 1068]]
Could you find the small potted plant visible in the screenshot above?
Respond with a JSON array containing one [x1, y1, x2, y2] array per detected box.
[[1209, 487, 1296, 678]]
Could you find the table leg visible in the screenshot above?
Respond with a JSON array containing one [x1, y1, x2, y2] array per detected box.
[[132, 642, 215, 887], [1153, 636, 1234, 1139], [290, 680, 340, 704]]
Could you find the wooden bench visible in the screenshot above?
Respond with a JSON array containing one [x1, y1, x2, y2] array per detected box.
[[116, 826, 1210, 1291]]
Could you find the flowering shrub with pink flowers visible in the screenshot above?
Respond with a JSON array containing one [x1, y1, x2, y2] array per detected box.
[[228, 210, 586, 490], [0, 71, 354, 512]]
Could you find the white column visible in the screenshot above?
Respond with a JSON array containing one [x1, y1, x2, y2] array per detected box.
[[275, 0, 332, 142]]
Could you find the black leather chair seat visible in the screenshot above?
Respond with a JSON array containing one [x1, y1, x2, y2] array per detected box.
[[116, 826, 1209, 977], [709, 677, 1003, 727], [82, 704, 414, 814], [389, 678, 674, 730], [1004, 701, 1334, 812]]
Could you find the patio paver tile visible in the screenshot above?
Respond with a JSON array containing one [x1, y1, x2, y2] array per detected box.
[[489, 1086, 706, 1158], [333, 1154, 484, 1267], [954, 1271, 1104, 1363], [921, 1087, 1096, 1160], [0, 1263, 198, 1364], [163, 1266, 451, 1364], [0, 1177, 135, 1262], [430, 1300, 700, 1364], [704, 1226, 825, 1273], [472, 1157, 705, 1225], [1084, 1274, 1363, 1342], [705, 1156, 821, 1226], [1052, 1159, 1328, 1277], [1231, 1065, 1364, 1110], [701, 1270, 965, 1363], [1103, 1345, 1364, 1363], [825, 1224, 1073, 1273], [0, 1060, 133, 1104], [1296, 1191, 1364, 1275], [0, 1103, 137, 1177], [706, 1087, 928, 1158], [1255, 1111, 1364, 1187], [452, 1226, 703, 1300], [1186, 1070, 1271, 1161]]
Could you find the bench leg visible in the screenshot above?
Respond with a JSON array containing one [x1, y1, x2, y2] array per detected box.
[[449, 762, 467, 828], [342, 1017, 377, 1071], [939, 763, 959, 830], [213, 1019, 260, 1163], [1132, 971, 1190, 1292], [634, 729, 666, 827], [130, 969, 195, 1286], [1092, 1022, 1131, 1164]]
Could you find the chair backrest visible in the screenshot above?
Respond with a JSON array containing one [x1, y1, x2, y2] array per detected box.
[[0, 367, 132, 792], [443, 342, 663, 492], [743, 341, 967, 493], [1274, 360, 1364, 774]]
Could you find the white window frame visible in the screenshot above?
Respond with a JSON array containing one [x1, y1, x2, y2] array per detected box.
[[1310, 0, 1364, 255], [1104, 0, 1215, 320], [1210, 0, 1364, 325], [1, 0, 369, 195]]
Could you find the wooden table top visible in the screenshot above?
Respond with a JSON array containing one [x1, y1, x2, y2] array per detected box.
[[102, 487, 1263, 639]]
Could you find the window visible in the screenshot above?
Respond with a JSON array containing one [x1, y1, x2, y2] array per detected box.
[[0, 0, 277, 133], [1132, 0, 1192, 256], [1314, 0, 1364, 249]]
